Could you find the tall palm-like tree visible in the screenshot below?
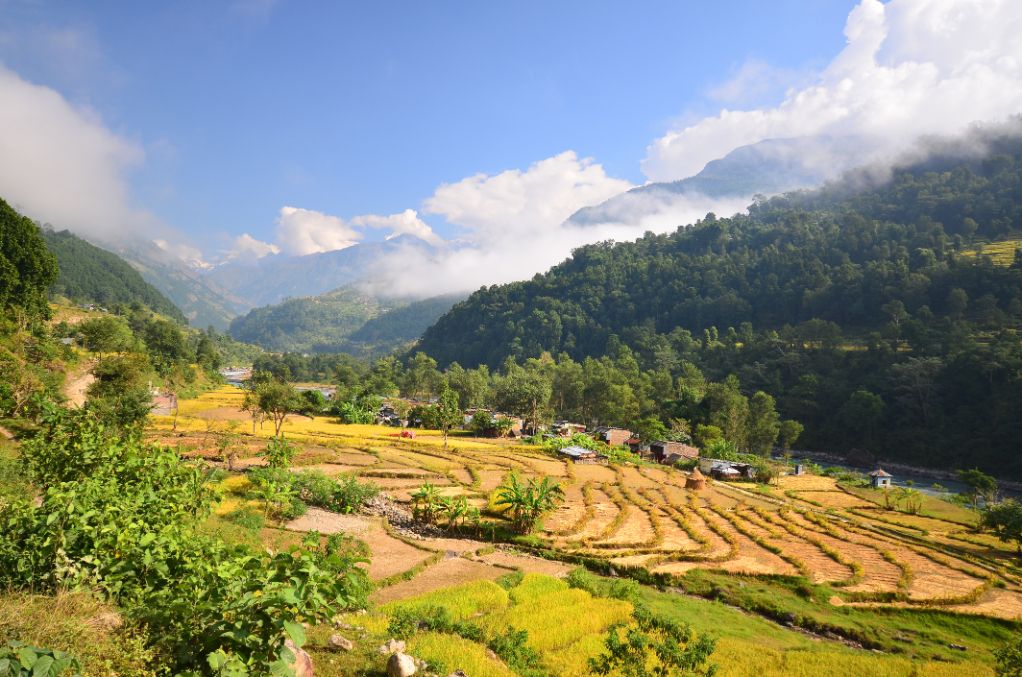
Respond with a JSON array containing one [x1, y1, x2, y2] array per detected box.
[[496, 472, 564, 533]]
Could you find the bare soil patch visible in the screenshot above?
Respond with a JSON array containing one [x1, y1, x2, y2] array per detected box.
[[285, 508, 372, 536], [370, 557, 507, 604]]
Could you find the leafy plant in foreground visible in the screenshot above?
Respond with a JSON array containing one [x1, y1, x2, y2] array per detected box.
[[0, 641, 81, 677], [0, 404, 370, 674]]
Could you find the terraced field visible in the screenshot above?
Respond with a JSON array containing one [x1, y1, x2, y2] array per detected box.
[[153, 387, 1022, 674]]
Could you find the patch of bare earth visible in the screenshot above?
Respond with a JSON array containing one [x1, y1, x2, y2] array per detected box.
[[370, 557, 508, 604], [286, 508, 372, 536], [566, 486, 619, 543], [543, 482, 586, 535], [63, 360, 96, 408], [571, 464, 617, 484], [476, 550, 572, 577]]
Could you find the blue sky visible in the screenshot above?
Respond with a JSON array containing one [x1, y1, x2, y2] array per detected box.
[[3, 0, 1021, 294], [0, 1, 854, 250]]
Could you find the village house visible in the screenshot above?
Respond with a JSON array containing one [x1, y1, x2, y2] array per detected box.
[[557, 445, 608, 465], [869, 468, 893, 489], [650, 441, 700, 465], [593, 426, 633, 447], [699, 458, 756, 481], [551, 420, 587, 437]]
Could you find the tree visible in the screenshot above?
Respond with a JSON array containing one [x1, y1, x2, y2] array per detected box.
[[703, 377, 748, 451], [778, 420, 804, 451], [434, 384, 462, 450], [982, 499, 1022, 556], [78, 316, 135, 354], [494, 360, 552, 434], [255, 380, 300, 436], [746, 391, 780, 455], [958, 468, 998, 510], [495, 473, 564, 534], [85, 354, 153, 431], [631, 416, 668, 447], [840, 389, 885, 449], [0, 200, 58, 323], [401, 352, 442, 400]]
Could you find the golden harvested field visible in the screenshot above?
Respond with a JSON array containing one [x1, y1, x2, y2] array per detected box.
[[158, 386, 1022, 625]]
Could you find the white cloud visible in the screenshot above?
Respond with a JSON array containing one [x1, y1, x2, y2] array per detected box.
[[350, 209, 442, 246], [0, 63, 149, 239], [706, 59, 807, 107], [643, 0, 1022, 181], [365, 191, 751, 298], [153, 238, 212, 270], [227, 233, 280, 260], [424, 151, 635, 239], [275, 205, 362, 255], [358, 151, 748, 298]]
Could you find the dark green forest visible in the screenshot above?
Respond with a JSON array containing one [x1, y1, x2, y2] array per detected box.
[[41, 228, 186, 322], [418, 136, 1022, 476]]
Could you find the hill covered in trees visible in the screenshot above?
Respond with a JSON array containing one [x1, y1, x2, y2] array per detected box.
[[418, 132, 1022, 475], [229, 287, 462, 356], [41, 228, 186, 322]]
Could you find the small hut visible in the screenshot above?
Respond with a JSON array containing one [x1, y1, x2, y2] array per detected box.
[[685, 467, 707, 491], [869, 468, 892, 489], [793, 462, 805, 476]]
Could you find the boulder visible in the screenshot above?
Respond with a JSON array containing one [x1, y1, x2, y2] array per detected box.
[[387, 652, 416, 677], [284, 639, 314, 677], [378, 638, 407, 655], [328, 634, 354, 651]]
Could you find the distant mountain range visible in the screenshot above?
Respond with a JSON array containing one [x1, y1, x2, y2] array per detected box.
[[107, 239, 250, 330], [83, 135, 871, 335], [203, 237, 427, 309], [569, 135, 881, 227]]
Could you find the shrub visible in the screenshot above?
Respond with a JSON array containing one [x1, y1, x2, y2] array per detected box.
[[590, 604, 716, 677], [261, 435, 297, 469], [1, 405, 370, 673], [0, 641, 80, 676], [291, 471, 378, 514]]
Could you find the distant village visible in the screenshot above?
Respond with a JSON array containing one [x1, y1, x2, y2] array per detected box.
[[215, 367, 897, 486]]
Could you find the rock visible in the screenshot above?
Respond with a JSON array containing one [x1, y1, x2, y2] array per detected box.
[[284, 639, 314, 677], [89, 611, 124, 631], [387, 652, 416, 677], [378, 638, 407, 655], [949, 643, 968, 651], [329, 634, 354, 651], [448, 671, 469, 677]]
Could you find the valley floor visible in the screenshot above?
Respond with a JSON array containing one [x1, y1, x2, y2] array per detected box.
[[140, 386, 1022, 675]]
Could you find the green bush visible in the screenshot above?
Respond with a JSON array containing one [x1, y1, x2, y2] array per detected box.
[[291, 471, 379, 514], [0, 404, 370, 674], [0, 641, 80, 677]]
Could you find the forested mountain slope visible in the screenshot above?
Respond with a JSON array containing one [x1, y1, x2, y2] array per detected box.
[[40, 229, 186, 322], [229, 287, 462, 356], [418, 134, 1022, 474]]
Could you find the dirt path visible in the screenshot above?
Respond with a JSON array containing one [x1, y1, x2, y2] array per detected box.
[[63, 360, 96, 408], [0, 426, 13, 440]]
